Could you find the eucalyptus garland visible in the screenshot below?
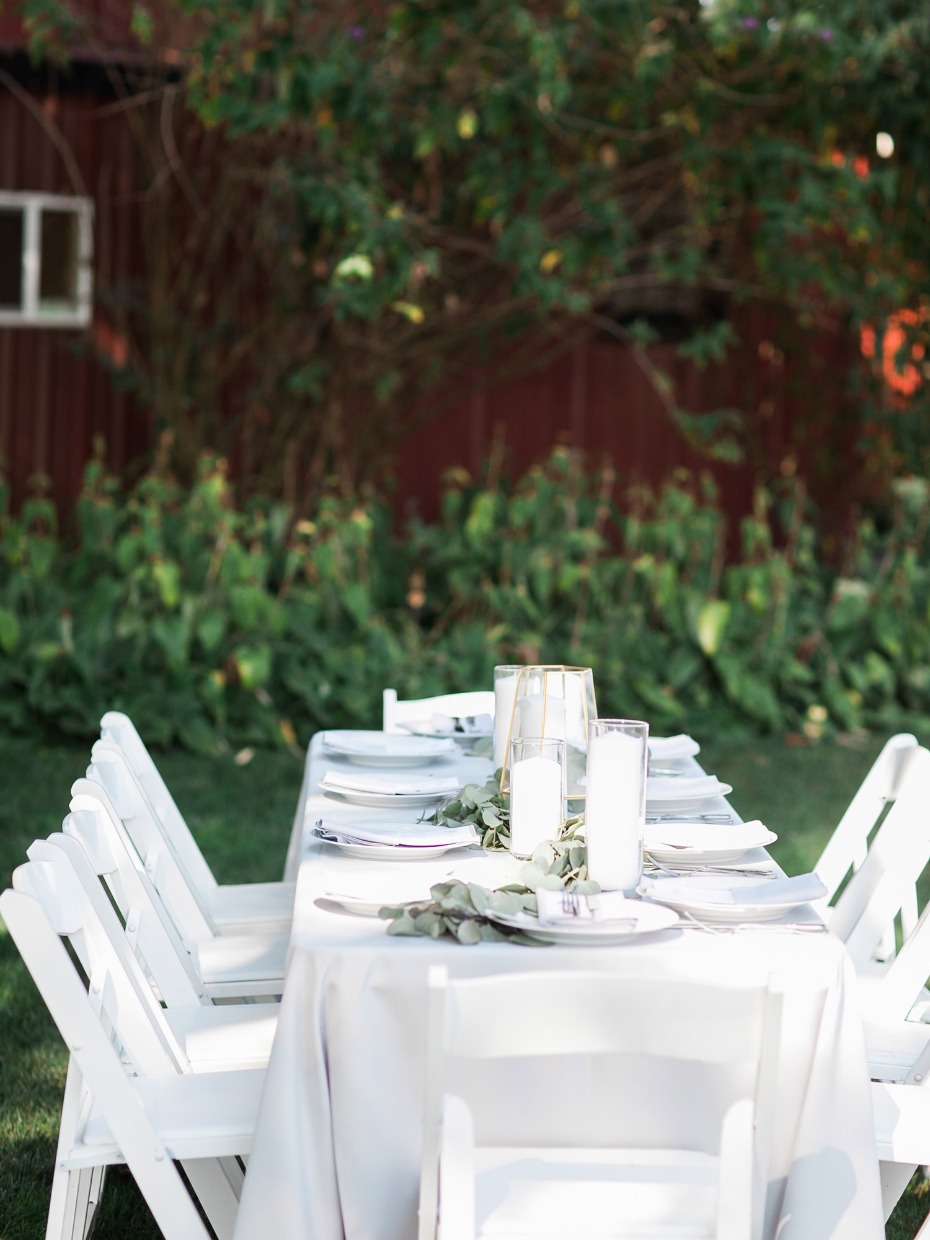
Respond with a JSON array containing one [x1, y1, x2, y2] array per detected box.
[[429, 771, 512, 849], [378, 835, 599, 944], [430, 770, 586, 852]]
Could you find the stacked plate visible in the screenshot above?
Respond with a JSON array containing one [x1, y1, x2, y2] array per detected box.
[[319, 768, 462, 808], [646, 774, 733, 815], [311, 819, 478, 861], [644, 819, 777, 866], [321, 730, 456, 766], [398, 714, 494, 744], [638, 871, 828, 923], [485, 891, 680, 945]]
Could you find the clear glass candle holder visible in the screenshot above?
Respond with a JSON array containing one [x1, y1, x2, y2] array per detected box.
[[584, 719, 648, 893], [508, 736, 566, 859], [493, 665, 523, 771], [499, 665, 596, 800]]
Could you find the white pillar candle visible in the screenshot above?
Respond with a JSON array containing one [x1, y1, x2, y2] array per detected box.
[[493, 670, 520, 770], [518, 691, 567, 742], [584, 723, 647, 892], [510, 753, 563, 858]]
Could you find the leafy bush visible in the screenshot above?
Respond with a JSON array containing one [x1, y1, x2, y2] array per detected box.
[[0, 450, 927, 752]]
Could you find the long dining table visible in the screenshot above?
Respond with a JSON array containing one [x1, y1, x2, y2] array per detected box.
[[232, 731, 884, 1240]]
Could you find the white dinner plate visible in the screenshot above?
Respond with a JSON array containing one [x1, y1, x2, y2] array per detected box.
[[644, 820, 777, 865], [321, 730, 456, 766], [485, 898, 680, 944], [316, 837, 475, 861], [646, 775, 732, 814], [398, 719, 494, 743], [638, 873, 820, 923], [318, 782, 458, 809], [313, 819, 477, 847]]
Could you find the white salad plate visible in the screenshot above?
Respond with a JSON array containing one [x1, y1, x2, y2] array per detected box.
[[320, 730, 456, 766], [311, 820, 478, 861], [646, 775, 733, 814], [485, 898, 680, 945], [638, 872, 826, 923], [644, 820, 777, 865], [319, 784, 458, 809], [318, 769, 461, 808]]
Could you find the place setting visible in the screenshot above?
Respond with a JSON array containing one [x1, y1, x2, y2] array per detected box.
[[396, 711, 494, 745], [317, 767, 463, 808], [320, 729, 458, 766], [310, 818, 479, 861], [643, 818, 778, 867], [645, 772, 733, 816], [637, 870, 828, 926], [482, 887, 681, 945], [647, 732, 702, 773]]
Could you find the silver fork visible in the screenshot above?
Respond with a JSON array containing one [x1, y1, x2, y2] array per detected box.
[[561, 890, 581, 917], [646, 857, 778, 880]]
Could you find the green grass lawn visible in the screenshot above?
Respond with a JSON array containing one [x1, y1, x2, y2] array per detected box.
[[1, 729, 928, 1238]]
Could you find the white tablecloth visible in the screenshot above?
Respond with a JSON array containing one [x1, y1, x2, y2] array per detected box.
[[234, 736, 884, 1240]]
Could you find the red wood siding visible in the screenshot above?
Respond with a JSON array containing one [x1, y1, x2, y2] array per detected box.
[[0, 73, 149, 519]]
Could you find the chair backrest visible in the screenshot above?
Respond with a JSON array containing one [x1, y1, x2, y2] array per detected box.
[[9, 852, 189, 1076], [23, 836, 196, 1067], [1, 872, 215, 1239], [383, 688, 495, 734], [100, 712, 218, 899], [85, 741, 218, 943], [814, 732, 919, 907], [828, 745, 930, 977], [419, 966, 792, 1240], [66, 788, 210, 1005]]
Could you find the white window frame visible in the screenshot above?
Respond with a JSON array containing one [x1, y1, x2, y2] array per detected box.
[[0, 191, 94, 328]]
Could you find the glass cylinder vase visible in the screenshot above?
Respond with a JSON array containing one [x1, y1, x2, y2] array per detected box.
[[584, 718, 648, 893], [499, 665, 597, 801]]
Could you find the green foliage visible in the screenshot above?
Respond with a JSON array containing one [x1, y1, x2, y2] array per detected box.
[[379, 831, 596, 944], [1, 450, 929, 751], [11, 0, 930, 498]]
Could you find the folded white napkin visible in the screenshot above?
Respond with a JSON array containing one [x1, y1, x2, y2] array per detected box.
[[320, 770, 461, 796], [648, 734, 701, 761], [536, 888, 639, 926], [313, 819, 478, 847], [647, 872, 827, 907], [644, 819, 774, 851], [431, 711, 494, 734]]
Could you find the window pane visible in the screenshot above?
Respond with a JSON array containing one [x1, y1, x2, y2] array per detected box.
[[39, 208, 79, 306], [0, 208, 24, 309]]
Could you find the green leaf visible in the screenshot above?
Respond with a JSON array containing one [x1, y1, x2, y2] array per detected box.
[[0, 607, 20, 654], [694, 599, 731, 657]]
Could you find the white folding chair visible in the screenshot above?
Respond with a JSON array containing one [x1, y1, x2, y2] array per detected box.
[[382, 688, 495, 734], [418, 966, 790, 1240], [813, 745, 930, 1218], [83, 741, 293, 959], [2, 857, 266, 1240], [68, 782, 287, 1001], [827, 745, 930, 976], [812, 732, 919, 954], [33, 830, 278, 1067], [98, 714, 295, 933]]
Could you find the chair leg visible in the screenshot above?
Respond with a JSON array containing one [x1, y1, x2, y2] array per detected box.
[[46, 1058, 106, 1240], [46, 1165, 106, 1240], [181, 1157, 244, 1240], [881, 1160, 918, 1221]]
